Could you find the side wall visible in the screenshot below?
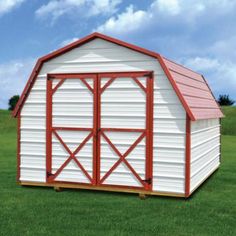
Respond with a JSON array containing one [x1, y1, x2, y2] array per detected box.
[[20, 38, 186, 194], [190, 118, 221, 193]]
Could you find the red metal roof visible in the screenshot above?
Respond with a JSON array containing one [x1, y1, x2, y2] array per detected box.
[[162, 57, 224, 120], [13, 32, 224, 120]]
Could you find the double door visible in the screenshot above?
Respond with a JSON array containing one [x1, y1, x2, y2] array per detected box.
[[46, 71, 153, 190]]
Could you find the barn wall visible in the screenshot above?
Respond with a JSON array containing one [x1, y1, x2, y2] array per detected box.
[[20, 38, 186, 194], [190, 118, 220, 193]]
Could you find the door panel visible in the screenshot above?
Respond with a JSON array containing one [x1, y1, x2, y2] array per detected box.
[[46, 72, 153, 190], [46, 75, 96, 185], [98, 72, 153, 190]]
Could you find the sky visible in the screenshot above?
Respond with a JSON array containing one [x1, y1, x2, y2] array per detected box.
[[0, 0, 235, 109]]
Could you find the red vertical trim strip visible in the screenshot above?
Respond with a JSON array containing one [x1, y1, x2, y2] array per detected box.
[[145, 73, 154, 191], [93, 77, 98, 185], [145, 77, 149, 190], [46, 76, 53, 182], [149, 73, 154, 191], [96, 74, 101, 184], [185, 114, 191, 197], [17, 114, 21, 182]]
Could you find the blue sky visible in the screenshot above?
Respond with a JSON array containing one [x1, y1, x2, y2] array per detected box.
[[0, 0, 235, 108]]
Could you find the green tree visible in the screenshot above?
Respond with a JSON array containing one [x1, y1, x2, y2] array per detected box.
[[218, 94, 235, 106], [8, 95, 20, 111]]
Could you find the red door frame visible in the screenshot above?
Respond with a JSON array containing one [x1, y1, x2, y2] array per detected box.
[[97, 72, 154, 191], [46, 74, 97, 185], [46, 71, 153, 190]]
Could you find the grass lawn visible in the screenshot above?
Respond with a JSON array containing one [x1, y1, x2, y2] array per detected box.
[[221, 106, 236, 135], [0, 108, 235, 236]]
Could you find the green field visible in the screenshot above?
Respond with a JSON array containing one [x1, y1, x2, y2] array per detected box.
[[0, 108, 235, 236]]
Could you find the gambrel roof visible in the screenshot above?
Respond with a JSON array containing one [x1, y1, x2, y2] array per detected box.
[[13, 32, 224, 120]]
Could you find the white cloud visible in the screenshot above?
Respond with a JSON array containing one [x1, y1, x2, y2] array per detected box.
[[95, 0, 188, 35], [96, 5, 150, 35], [183, 57, 220, 71], [0, 0, 25, 16], [60, 37, 79, 47], [35, 0, 122, 24], [209, 36, 236, 61], [152, 0, 181, 15], [90, 0, 121, 16], [95, 0, 236, 36], [0, 58, 35, 109]]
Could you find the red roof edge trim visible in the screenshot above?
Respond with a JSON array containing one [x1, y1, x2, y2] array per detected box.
[[12, 59, 42, 117], [157, 54, 196, 121], [40, 32, 159, 63], [13, 32, 161, 117]]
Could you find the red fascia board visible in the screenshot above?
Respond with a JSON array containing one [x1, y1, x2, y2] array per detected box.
[[41, 32, 160, 62], [12, 59, 42, 117], [185, 114, 191, 198], [12, 32, 160, 117]]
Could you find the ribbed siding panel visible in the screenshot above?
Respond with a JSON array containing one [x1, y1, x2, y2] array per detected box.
[[153, 73, 186, 194], [20, 38, 186, 193], [20, 77, 46, 182], [190, 119, 220, 192]]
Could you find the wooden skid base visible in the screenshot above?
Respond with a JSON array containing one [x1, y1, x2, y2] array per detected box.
[[19, 181, 185, 198], [139, 193, 147, 200], [54, 186, 63, 192]]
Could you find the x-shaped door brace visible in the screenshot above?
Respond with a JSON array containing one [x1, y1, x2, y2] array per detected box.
[[49, 130, 93, 183], [100, 130, 146, 186]]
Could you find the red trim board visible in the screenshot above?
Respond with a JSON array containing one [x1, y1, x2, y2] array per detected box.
[[185, 114, 191, 197]]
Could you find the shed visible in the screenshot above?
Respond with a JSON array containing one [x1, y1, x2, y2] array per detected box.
[[13, 32, 224, 198]]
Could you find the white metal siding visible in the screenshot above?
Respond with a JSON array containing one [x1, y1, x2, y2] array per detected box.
[[21, 75, 46, 182], [52, 78, 94, 128], [20, 38, 186, 194], [190, 118, 220, 193]]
